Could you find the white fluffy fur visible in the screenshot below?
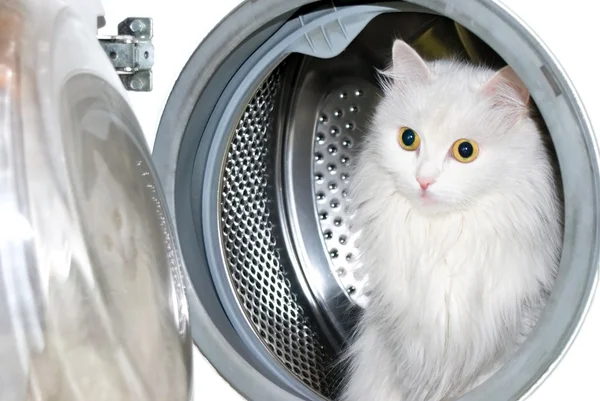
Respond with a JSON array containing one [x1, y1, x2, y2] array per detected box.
[[340, 40, 563, 401]]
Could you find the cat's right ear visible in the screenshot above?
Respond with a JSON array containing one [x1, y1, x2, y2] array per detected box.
[[482, 66, 530, 110], [391, 39, 431, 84]]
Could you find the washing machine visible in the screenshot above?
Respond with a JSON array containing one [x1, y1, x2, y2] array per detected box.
[[2, 0, 598, 400]]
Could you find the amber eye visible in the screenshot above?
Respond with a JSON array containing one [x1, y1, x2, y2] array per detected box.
[[398, 127, 421, 151], [452, 139, 479, 163]]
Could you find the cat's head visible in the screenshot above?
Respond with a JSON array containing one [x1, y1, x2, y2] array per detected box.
[[370, 39, 542, 215]]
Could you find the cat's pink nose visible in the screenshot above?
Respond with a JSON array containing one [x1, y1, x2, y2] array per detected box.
[[417, 177, 435, 190]]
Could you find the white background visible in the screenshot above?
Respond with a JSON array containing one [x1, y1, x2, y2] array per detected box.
[[99, 1, 599, 400]]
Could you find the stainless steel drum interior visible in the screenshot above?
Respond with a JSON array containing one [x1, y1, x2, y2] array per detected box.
[[152, 1, 598, 401]]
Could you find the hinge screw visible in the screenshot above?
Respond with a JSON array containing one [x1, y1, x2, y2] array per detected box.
[[130, 77, 144, 91], [129, 19, 145, 33]]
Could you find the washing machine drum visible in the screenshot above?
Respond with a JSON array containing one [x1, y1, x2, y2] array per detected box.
[[153, 1, 597, 399]]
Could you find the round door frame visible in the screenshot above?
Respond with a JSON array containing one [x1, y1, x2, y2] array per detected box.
[[152, 1, 599, 400]]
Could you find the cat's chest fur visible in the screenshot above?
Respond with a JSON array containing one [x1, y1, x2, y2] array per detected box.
[[358, 198, 543, 359]]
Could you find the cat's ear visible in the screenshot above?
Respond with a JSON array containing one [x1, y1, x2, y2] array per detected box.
[[391, 39, 431, 83], [482, 66, 530, 111]]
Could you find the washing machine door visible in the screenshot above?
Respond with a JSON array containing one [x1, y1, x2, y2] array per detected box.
[[0, 1, 191, 400]]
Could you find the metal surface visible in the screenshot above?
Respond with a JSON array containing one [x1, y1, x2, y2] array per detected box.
[[99, 17, 154, 91], [284, 66, 380, 338], [219, 66, 335, 396], [311, 81, 377, 308]]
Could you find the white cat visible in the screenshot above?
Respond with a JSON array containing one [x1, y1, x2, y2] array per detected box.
[[341, 40, 562, 401]]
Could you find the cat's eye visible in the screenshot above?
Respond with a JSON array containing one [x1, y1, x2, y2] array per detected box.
[[398, 127, 420, 151], [452, 139, 479, 163]]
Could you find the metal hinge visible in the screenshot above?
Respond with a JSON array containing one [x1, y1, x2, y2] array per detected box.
[[98, 18, 154, 92]]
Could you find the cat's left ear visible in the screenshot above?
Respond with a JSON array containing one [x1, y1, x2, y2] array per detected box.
[[391, 39, 431, 84], [482, 66, 530, 110]]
